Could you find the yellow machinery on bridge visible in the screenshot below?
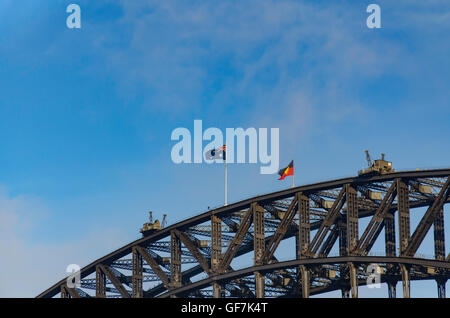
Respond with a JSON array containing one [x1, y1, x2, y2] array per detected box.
[[358, 150, 394, 176], [140, 211, 167, 236]]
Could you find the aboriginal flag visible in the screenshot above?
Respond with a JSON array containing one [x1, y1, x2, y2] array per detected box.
[[278, 160, 294, 180]]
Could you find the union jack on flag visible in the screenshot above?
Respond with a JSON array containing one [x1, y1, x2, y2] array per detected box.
[[205, 145, 226, 161]]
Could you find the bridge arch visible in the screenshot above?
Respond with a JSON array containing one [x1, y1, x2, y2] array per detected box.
[[37, 169, 450, 298]]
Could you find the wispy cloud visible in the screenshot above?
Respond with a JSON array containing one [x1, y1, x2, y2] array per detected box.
[[1, 1, 449, 297], [0, 187, 129, 297], [79, 0, 400, 132]]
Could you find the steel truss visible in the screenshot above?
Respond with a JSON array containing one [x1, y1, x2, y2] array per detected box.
[[37, 169, 450, 298]]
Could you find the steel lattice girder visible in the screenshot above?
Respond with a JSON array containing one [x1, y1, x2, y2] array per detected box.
[[355, 181, 397, 255], [36, 169, 450, 298], [158, 256, 450, 298], [405, 177, 450, 256]]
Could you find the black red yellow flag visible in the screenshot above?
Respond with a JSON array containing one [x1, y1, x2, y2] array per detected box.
[[278, 160, 294, 180]]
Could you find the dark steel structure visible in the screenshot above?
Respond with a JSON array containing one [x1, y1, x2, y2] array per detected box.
[[37, 169, 450, 298]]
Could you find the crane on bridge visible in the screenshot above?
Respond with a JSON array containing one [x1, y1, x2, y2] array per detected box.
[[140, 211, 167, 236], [358, 150, 394, 176]]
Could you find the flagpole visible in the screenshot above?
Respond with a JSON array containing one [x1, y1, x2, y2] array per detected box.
[[225, 151, 227, 206], [292, 173, 294, 188]]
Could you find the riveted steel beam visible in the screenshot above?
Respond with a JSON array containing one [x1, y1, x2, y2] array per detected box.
[[254, 204, 265, 266], [434, 208, 445, 260], [356, 181, 397, 255], [346, 185, 359, 255], [397, 179, 411, 256], [173, 230, 210, 274], [297, 193, 310, 259], [339, 219, 347, 257], [98, 264, 130, 298], [300, 265, 310, 298], [132, 247, 143, 298], [218, 204, 255, 273], [387, 279, 397, 298], [405, 177, 450, 256], [211, 213, 222, 298], [158, 256, 450, 298], [348, 262, 358, 298], [400, 264, 410, 298], [170, 231, 182, 290], [255, 272, 265, 298], [318, 225, 339, 257], [135, 246, 170, 289], [254, 202, 265, 298], [61, 285, 69, 298], [385, 210, 397, 297], [95, 265, 106, 298], [338, 219, 349, 297], [60, 285, 80, 298], [385, 211, 396, 257], [262, 197, 297, 263], [236, 279, 255, 298], [211, 214, 222, 271], [307, 187, 346, 256], [436, 277, 447, 298]]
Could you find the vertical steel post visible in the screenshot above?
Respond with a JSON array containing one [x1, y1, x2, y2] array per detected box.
[[254, 272, 265, 299], [434, 208, 445, 260], [387, 280, 397, 298], [95, 265, 106, 298], [385, 211, 397, 298], [170, 231, 182, 290], [349, 262, 358, 298], [397, 180, 411, 298], [253, 203, 265, 298], [339, 219, 347, 257], [437, 277, 447, 298], [211, 214, 222, 298], [61, 286, 69, 298], [132, 247, 143, 298], [300, 265, 310, 298], [338, 219, 350, 297], [434, 207, 446, 298], [212, 283, 222, 298], [400, 264, 410, 298], [298, 193, 310, 259], [297, 194, 310, 298], [346, 185, 359, 256], [397, 179, 410, 256], [385, 212, 396, 257], [341, 289, 350, 298]]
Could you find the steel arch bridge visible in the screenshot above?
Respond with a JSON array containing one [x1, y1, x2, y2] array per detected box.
[[37, 169, 450, 299]]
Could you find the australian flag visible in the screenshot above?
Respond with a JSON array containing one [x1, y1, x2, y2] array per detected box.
[[205, 145, 226, 161]]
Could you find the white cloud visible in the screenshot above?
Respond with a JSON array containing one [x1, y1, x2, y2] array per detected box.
[[0, 187, 129, 297]]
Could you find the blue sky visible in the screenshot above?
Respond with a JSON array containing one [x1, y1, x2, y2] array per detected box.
[[0, 0, 449, 297]]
